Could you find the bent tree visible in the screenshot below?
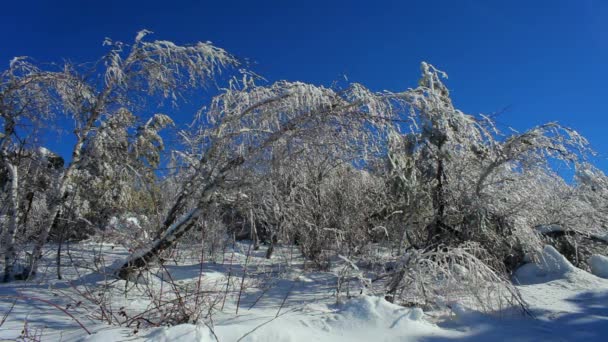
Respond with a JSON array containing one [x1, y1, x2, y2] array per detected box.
[[26, 31, 238, 278], [117, 78, 396, 279], [385, 63, 592, 273]]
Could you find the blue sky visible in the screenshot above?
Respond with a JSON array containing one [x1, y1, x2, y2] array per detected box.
[[2, 0, 607, 170]]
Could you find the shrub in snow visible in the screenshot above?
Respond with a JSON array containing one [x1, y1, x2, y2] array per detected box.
[[386, 242, 528, 314]]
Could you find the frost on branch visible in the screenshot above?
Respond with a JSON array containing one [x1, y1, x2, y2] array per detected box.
[[102, 30, 238, 102]]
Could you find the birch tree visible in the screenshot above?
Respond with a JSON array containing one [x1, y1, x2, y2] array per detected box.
[[26, 30, 238, 278], [0, 57, 60, 281]]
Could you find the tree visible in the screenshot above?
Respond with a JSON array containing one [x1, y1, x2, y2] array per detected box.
[[385, 62, 592, 271], [117, 78, 395, 278], [0, 57, 61, 281], [26, 30, 238, 278], [69, 109, 173, 238]]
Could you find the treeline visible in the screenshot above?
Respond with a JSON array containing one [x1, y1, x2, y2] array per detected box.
[[0, 32, 606, 301]]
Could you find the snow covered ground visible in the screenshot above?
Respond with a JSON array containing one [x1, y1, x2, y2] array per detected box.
[[1, 242, 607, 341]]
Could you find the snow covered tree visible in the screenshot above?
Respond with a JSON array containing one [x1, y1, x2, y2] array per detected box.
[[117, 77, 395, 278], [25, 30, 238, 278], [68, 109, 174, 238], [0, 57, 63, 281], [384, 62, 593, 277]]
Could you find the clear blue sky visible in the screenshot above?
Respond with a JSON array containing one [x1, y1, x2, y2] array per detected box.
[[2, 0, 607, 170]]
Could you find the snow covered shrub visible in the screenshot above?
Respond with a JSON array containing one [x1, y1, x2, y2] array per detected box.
[[335, 254, 372, 304], [385, 242, 527, 314], [104, 215, 153, 247], [176, 212, 232, 264], [242, 149, 389, 268]]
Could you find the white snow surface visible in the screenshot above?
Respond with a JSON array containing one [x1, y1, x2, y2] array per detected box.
[[1, 242, 608, 341], [82, 295, 455, 342]]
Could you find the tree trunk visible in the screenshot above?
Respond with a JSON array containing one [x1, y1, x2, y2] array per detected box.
[[117, 153, 246, 279], [426, 157, 446, 245], [265, 233, 277, 259], [250, 209, 260, 250], [2, 163, 19, 282], [117, 166, 237, 279], [28, 137, 86, 277], [20, 192, 35, 231], [56, 223, 66, 280], [117, 207, 203, 279]]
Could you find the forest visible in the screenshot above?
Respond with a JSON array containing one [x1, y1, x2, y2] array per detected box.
[[1, 31, 607, 341]]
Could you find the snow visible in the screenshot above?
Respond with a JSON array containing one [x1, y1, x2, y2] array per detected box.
[[514, 245, 576, 283], [534, 224, 608, 244], [593, 232, 608, 243], [126, 216, 141, 227], [504, 252, 608, 341], [1, 242, 608, 341], [324, 295, 448, 340], [534, 224, 564, 235], [38, 146, 51, 157], [81, 294, 456, 342], [83, 325, 216, 342], [147, 324, 216, 342], [589, 255, 608, 279], [538, 245, 577, 275]]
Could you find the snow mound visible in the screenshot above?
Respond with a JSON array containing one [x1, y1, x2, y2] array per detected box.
[[338, 295, 424, 325], [514, 245, 608, 292], [538, 245, 576, 275], [515, 245, 577, 284], [324, 295, 447, 340], [317, 295, 463, 341], [146, 324, 216, 342], [212, 295, 458, 341], [589, 255, 608, 279]]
